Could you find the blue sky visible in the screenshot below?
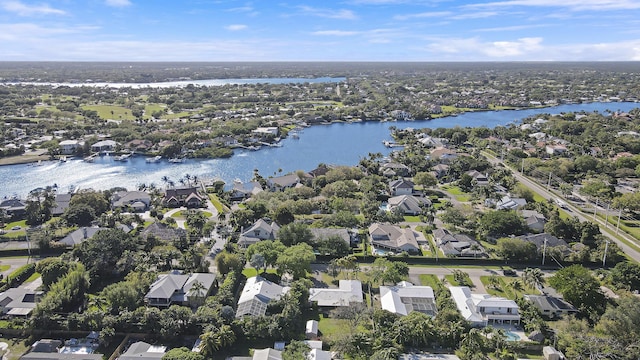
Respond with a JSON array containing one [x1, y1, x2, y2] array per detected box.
[[1, 0, 640, 61]]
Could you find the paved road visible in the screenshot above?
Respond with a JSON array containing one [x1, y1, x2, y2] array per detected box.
[[483, 152, 640, 263]]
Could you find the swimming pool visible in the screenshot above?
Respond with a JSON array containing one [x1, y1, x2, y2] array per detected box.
[[504, 331, 521, 341]]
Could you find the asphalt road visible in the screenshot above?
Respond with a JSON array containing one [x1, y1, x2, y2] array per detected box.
[[483, 152, 640, 263]]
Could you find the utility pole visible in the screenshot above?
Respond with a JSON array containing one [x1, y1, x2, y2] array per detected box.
[[593, 198, 598, 221], [605, 203, 610, 228], [603, 239, 610, 267], [521, 158, 525, 173], [616, 208, 622, 234], [547, 172, 552, 190]]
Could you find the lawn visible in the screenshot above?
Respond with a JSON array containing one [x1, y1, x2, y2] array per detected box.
[[241, 268, 278, 278], [403, 215, 421, 222], [0, 265, 10, 272], [441, 185, 472, 202], [171, 210, 213, 218], [317, 316, 350, 339], [208, 194, 227, 213], [82, 104, 136, 120], [23, 272, 41, 284], [418, 274, 443, 289], [0, 337, 30, 360], [2, 220, 27, 230], [479, 275, 538, 300]]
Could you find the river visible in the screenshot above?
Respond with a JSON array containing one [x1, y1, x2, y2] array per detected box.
[[1, 102, 637, 198]]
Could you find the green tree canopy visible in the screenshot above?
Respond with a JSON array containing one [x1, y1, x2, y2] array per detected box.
[[549, 265, 607, 322], [277, 222, 313, 247], [276, 243, 316, 279], [479, 210, 526, 238]]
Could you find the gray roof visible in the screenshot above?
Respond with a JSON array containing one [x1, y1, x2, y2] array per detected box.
[[118, 342, 165, 360], [145, 273, 216, 302], [310, 228, 351, 244], [519, 233, 568, 249], [58, 227, 107, 247], [20, 354, 102, 360]]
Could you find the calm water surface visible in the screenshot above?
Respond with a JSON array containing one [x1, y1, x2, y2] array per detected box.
[[1, 102, 637, 197]]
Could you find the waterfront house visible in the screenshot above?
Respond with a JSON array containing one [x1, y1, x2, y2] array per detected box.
[[0, 198, 27, 219], [230, 180, 264, 202], [308, 280, 363, 307], [59, 140, 82, 155], [124, 139, 153, 152], [389, 178, 415, 196], [238, 219, 280, 248], [368, 223, 420, 254], [379, 162, 410, 177], [51, 193, 72, 216], [449, 286, 520, 327], [380, 281, 437, 316], [267, 173, 300, 191], [433, 228, 486, 258], [236, 276, 289, 318], [429, 147, 458, 163], [163, 186, 204, 208], [111, 190, 151, 212], [90, 140, 117, 153], [145, 272, 216, 308]]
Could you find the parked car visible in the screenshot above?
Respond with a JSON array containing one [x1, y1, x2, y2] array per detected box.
[[503, 269, 517, 276], [11, 226, 22, 230]]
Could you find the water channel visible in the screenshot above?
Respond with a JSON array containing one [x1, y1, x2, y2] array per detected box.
[[1, 102, 638, 198]]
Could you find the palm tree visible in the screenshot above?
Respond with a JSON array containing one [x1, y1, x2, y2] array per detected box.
[[522, 267, 545, 292], [189, 280, 207, 307], [511, 279, 524, 292], [198, 331, 220, 358]]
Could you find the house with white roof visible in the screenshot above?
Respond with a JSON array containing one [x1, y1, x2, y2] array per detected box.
[[0, 288, 41, 317], [449, 286, 520, 327], [251, 348, 282, 360], [90, 140, 117, 153], [368, 223, 420, 254], [380, 281, 437, 316], [230, 180, 264, 201], [305, 320, 319, 339], [236, 276, 289, 318], [308, 349, 332, 360], [267, 174, 300, 191], [59, 139, 83, 155], [238, 219, 280, 248], [144, 272, 216, 308], [309, 280, 363, 307], [495, 195, 527, 210]]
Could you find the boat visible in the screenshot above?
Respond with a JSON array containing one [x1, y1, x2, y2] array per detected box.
[[59, 156, 67, 162], [168, 158, 184, 163], [146, 155, 162, 163], [114, 153, 131, 162], [83, 154, 97, 162]]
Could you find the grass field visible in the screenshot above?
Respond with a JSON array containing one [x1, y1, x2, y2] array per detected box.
[[170, 210, 213, 218], [441, 185, 472, 202], [208, 194, 227, 213], [23, 272, 41, 284], [0, 337, 29, 360], [479, 275, 538, 300], [83, 104, 136, 120]]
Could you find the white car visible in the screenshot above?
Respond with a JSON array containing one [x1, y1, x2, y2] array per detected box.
[[11, 226, 21, 230]]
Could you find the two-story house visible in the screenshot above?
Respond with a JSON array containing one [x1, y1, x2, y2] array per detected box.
[[449, 286, 520, 327]]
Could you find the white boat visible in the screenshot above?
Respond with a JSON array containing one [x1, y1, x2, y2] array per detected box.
[[168, 158, 184, 163], [59, 156, 67, 162], [146, 155, 162, 163], [114, 153, 131, 162]]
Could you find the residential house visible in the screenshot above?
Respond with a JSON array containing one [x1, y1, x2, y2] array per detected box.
[[433, 228, 486, 258], [518, 233, 569, 254], [307, 164, 331, 178], [117, 341, 166, 360], [429, 147, 458, 163], [449, 286, 520, 327], [524, 294, 578, 319], [379, 162, 410, 177], [431, 164, 450, 179], [267, 174, 300, 191], [495, 195, 527, 210], [145, 272, 216, 308], [236, 276, 289, 317], [230, 180, 264, 202], [521, 210, 547, 232], [0, 198, 27, 219], [252, 127, 279, 137], [59, 140, 82, 155], [389, 178, 414, 196], [0, 288, 41, 316], [58, 227, 107, 247], [125, 139, 153, 152], [466, 170, 489, 187], [163, 186, 204, 208], [380, 281, 437, 316], [251, 348, 282, 360], [308, 349, 332, 360], [90, 140, 117, 153], [238, 219, 280, 248], [111, 191, 151, 212], [399, 354, 461, 360], [417, 135, 447, 148], [19, 339, 101, 360], [546, 144, 568, 156], [368, 223, 420, 254], [51, 193, 72, 216], [309, 228, 353, 247], [387, 195, 431, 215], [141, 222, 187, 243], [309, 280, 363, 307]]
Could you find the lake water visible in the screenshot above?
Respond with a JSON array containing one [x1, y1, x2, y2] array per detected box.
[[1, 102, 637, 198]]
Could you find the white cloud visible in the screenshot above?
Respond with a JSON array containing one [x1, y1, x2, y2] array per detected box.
[[311, 30, 360, 36], [464, 0, 640, 11], [1, 1, 65, 16], [475, 24, 550, 32], [225, 24, 248, 31], [105, 0, 132, 7], [0, 23, 97, 40], [393, 11, 451, 20], [449, 11, 500, 20], [297, 5, 358, 20]]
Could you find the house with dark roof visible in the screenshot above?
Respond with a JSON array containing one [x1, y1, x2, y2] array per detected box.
[[145, 272, 216, 308], [518, 233, 569, 253], [238, 219, 280, 248], [368, 223, 420, 254], [524, 294, 578, 319], [0, 198, 26, 219], [0, 288, 41, 316], [141, 222, 187, 243], [433, 228, 486, 258], [51, 193, 72, 216], [389, 178, 415, 196], [163, 186, 204, 208], [117, 341, 166, 360], [466, 170, 489, 187]]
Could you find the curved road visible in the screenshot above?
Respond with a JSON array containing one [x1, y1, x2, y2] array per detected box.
[[483, 152, 640, 263]]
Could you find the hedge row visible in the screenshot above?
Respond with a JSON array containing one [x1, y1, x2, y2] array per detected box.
[[0, 263, 36, 291]]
